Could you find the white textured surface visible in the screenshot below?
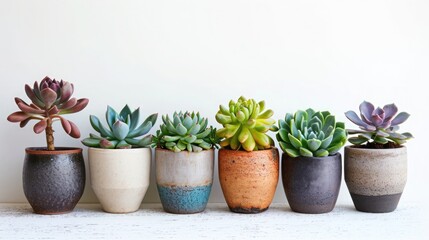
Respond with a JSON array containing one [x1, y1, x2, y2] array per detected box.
[[0, 202, 427, 240]]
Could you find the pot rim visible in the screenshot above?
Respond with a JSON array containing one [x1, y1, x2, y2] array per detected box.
[[88, 147, 151, 153], [25, 147, 82, 155], [218, 147, 278, 153], [281, 151, 341, 161], [345, 145, 406, 152], [155, 147, 214, 154]]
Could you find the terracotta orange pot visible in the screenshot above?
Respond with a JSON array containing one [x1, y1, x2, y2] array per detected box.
[[218, 148, 279, 213]]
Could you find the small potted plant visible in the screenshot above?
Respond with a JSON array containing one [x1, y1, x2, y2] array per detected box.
[[216, 96, 279, 213], [277, 109, 347, 213], [153, 111, 219, 214], [7, 76, 89, 214], [344, 101, 413, 213], [81, 105, 157, 213]]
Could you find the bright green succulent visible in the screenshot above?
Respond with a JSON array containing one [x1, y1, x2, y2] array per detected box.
[[81, 105, 157, 149], [277, 109, 347, 157], [153, 111, 219, 152], [215, 96, 278, 152]]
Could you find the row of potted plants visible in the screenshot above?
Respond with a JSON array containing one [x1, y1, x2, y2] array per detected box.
[[7, 77, 413, 215]]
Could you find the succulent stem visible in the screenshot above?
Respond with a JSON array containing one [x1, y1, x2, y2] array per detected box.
[[45, 117, 55, 150]]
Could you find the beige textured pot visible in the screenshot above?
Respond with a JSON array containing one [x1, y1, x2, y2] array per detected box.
[[88, 148, 151, 213], [344, 146, 407, 213], [218, 148, 279, 213]]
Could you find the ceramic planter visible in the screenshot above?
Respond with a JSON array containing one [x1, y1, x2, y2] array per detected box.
[[218, 148, 279, 213], [344, 146, 407, 213], [282, 153, 342, 214], [23, 147, 85, 215], [156, 148, 214, 214], [88, 148, 151, 213]]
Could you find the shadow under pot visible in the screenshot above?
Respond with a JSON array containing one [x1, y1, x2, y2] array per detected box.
[[344, 146, 407, 213], [156, 148, 214, 214], [23, 147, 86, 215], [282, 152, 341, 214], [218, 148, 279, 214], [88, 148, 151, 213]]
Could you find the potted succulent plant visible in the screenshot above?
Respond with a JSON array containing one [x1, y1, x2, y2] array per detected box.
[[216, 96, 279, 213], [81, 105, 157, 213], [152, 111, 219, 214], [7, 76, 88, 214], [277, 109, 347, 213], [344, 101, 413, 213]]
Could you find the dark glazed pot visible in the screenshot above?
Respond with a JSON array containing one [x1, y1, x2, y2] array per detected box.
[[218, 148, 279, 214], [23, 147, 86, 214], [282, 153, 341, 214]]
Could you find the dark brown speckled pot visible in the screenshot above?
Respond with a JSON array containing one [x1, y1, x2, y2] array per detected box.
[[23, 147, 86, 214]]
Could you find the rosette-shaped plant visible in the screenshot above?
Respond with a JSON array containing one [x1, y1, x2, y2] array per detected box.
[[277, 109, 347, 157], [7, 76, 89, 150], [81, 105, 157, 149], [153, 111, 219, 152], [215, 96, 278, 152], [345, 101, 413, 146]]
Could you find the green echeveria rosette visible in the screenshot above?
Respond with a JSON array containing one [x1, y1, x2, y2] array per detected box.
[[81, 105, 157, 149], [215, 96, 278, 152], [277, 109, 347, 157], [153, 111, 219, 152]]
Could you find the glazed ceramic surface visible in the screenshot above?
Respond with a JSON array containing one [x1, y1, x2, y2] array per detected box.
[[156, 148, 214, 214], [218, 148, 279, 213], [282, 153, 342, 214], [345, 146, 407, 213], [88, 148, 151, 213], [23, 147, 85, 214]]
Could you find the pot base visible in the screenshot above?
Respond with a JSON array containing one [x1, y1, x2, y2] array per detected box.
[[157, 184, 212, 214], [229, 206, 268, 214], [350, 193, 402, 213]]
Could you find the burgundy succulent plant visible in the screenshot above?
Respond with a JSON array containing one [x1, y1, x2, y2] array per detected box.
[[345, 101, 413, 147], [7, 76, 89, 150]]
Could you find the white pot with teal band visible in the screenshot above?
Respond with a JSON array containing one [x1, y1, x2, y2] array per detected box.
[[155, 148, 214, 214]]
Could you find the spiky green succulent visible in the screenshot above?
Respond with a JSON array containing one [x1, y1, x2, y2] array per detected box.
[[153, 111, 219, 152], [82, 105, 157, 149], [277, 109, 347, 157], [215, 96, 278, 152]]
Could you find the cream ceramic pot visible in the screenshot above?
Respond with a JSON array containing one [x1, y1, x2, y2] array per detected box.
[[88, 148, 151, 213], [344, 146, 407, 213]]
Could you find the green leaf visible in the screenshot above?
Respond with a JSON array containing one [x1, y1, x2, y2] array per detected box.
[[81, 138, 101, 147], [295, 110, 307, 129], [299, 147, 313, 157], [285, 147, 300, 157], [143, 113, 158, 127], [285, 113, 293, 123], [327, 143, 343, 155], [119, 105, 132, 123], [183, 115, 193, 129], [183, 135, 197, 144], [215, 113, 232, 125], [288, 133, 302, 149], [89, 115, 101, 133], [278, 129, 289, 142], [125, 138, 140, 145], [290, 119, 299, 138], [348, 136, 368, 145], [129, 108, 140, 131], [128, 122, 152, 138], [112, 121, 130, 140], [374, 136, 389, 144], [163, 135, 181, 142], [320, 135, 333, 149], [336, 122, 345, 129], [307, 138, 322, 152], [116, 140, 132, 149], [175, 123, 187, 136], [106, 106, 119, 127], [315, 149, 329, 157], [322, 115, 335, 133], [199, 141, 212, 150]]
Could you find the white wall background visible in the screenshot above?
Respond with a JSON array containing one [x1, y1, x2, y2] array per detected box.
[[1, 0, 428, 205]]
